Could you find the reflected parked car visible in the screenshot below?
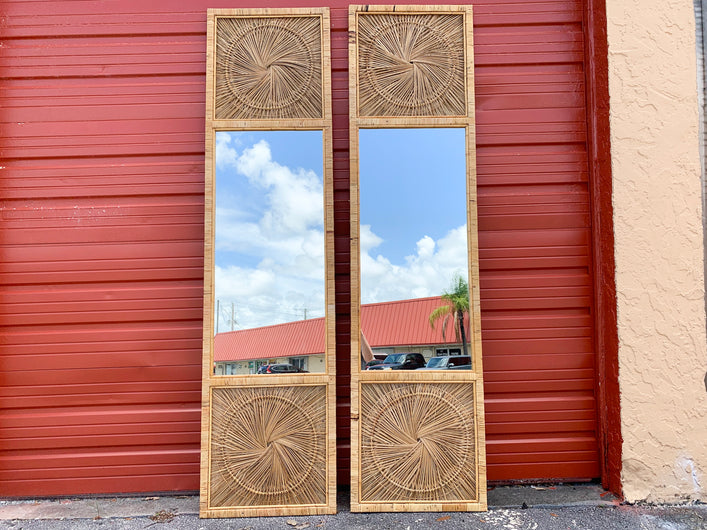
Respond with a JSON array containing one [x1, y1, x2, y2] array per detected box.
[[257, 363, 309, 374], [366, 352, 426, 370], [417, 355, 471, 370], [364, 359, 385, 369]]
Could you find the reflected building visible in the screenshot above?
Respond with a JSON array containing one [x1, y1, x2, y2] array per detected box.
[[214, 318, 325, 375], [214, 296, 470, 374]]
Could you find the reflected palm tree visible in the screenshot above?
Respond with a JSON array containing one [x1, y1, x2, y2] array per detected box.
[[428, 274, 469, 357]]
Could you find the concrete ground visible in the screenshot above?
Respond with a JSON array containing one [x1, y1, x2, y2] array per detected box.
[[0, 484, 705, 529]]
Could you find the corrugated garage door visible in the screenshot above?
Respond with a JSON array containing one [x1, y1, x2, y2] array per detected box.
[[472, 1, 599, 480], [0, 2, 206, 496], [0, 0, 600, 496]]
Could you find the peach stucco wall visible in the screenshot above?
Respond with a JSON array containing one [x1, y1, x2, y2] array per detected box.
[[606, 0, 707, 503]]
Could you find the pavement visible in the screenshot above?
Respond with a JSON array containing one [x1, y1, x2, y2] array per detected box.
[[0, 484, 705, 529]]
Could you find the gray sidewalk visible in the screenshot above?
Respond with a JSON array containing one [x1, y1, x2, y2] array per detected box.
[[0, 484, 705, 529]]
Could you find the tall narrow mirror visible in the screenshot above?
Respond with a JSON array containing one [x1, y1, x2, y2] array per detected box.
[[213, 130, 326, 376], [359, 128, 471, 371], [201, 8, 335, 517]]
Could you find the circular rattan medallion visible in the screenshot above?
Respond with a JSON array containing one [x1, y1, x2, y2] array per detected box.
[[215, 17, 323, 120], [360, 383, 477, 502], [209, 385, 327, 508], [357, 13, 465, 117]]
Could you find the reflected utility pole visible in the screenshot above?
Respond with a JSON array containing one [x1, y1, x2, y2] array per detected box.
[[216, 299, 237, 333], [215, 300, 237, 333], [216, 299, 220, 334]]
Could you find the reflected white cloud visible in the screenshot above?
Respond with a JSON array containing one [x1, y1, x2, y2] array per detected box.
[[215, 132, 240, 168], [361, 223, 468, 304], [215, 263, 324, 329], [215, 133, 325, 331], [236, 140, 323, 236]]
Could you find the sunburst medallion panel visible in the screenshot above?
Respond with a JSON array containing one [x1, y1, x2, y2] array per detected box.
[[356, 13, 466, 117], [360, 382, 478, 503], [215, 15, 323, 120], [209, 385, 328, 509]]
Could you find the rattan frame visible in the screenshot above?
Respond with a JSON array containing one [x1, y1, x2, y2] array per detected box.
[[200, 8, 336, 518], [349, 5, 487, 512]]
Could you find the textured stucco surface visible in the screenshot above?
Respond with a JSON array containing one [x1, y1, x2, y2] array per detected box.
[[606, 0, 707, 503]]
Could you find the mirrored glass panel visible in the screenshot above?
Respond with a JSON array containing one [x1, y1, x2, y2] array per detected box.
[[359, 128, 470, 371], [213, 130, 325, 376]]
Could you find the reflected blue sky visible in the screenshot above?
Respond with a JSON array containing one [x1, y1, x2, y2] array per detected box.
[[359, 128, 468, 304], [213, 127, 469, 326]]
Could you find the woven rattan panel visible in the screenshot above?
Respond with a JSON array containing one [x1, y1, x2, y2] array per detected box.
[[356, 12, 465, 117], [208, 385, 328, 509], [360, 382, 478, 503], [215, 15, 323, 120]]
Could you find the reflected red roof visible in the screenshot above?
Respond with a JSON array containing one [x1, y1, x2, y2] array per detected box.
[[361, 296, 469, 347], [214, 317, 325, 362], [214, 296, 469, 361]]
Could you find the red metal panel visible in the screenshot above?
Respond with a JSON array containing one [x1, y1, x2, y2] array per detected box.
[[469, 1, 599, 483], [0, 0, 606, 496], [0, 1, 207, 497]]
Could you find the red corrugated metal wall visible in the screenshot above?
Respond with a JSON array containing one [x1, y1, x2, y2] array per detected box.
[[0, 0, 601, 496], [474, 0, 599, 481]]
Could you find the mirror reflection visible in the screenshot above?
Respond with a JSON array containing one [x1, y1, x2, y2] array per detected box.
[[359, 128, 470, 371], [213, 130, 326, 376]]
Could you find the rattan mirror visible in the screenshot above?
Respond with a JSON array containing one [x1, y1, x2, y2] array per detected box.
[[349, 5, 487, 513], [200, 8, 336, 518]]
